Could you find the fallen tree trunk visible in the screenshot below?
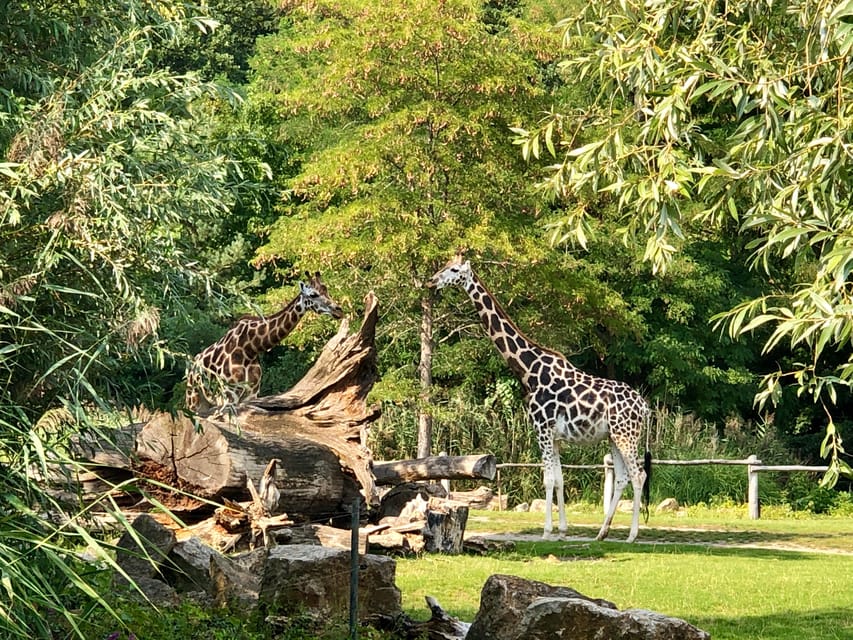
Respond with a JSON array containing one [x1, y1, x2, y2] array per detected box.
[[372, 454, 496, 485], [64, 292, 381, 522]]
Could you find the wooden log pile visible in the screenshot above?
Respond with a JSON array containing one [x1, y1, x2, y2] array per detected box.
[[46, 289, 501, 555], [60, 294, 380, 534]]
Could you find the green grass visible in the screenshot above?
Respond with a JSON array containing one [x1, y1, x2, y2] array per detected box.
[[464, 504, 853, 553], [394, 508, 853, 640]]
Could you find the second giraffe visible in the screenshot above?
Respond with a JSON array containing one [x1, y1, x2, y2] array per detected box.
[[427, 255, 650, 542], [185, 272, 343, 415]]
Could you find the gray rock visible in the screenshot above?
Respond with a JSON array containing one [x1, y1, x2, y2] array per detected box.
[[528, 499, 556, 513], [210, 551, 262, 609], [467, 574, 616, 640], [259, 544, 401, 621], [656, 497, 680, 513], [167, 536, 218, 592], [520, 597, 710, 640], [114, 514, 176, 582]]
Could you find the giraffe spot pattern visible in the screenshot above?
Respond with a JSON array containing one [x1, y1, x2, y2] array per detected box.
[[430, 257, 648, 540], [185, 276, 342, 412]]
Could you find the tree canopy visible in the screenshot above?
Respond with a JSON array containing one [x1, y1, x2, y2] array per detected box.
[[0, 1, 259, 635], [514, 0, 853, 482]]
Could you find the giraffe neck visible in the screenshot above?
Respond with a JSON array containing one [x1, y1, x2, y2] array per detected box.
[[246, 296, 307, 357], [462, 272, 543, 384]]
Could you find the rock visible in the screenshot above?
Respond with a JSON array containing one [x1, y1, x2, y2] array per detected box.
[[617, 499, 634, 513], [115, 513, 176, 583], [129, 575, 180, 607], [513, 502, 530, 512], [528, 499, 557, 513], [519, 597, 710, 640], [259, 544, 401, 621], [167, 536, 218, 592], [229, 547, 270, 576], [467, 575, 709, 640], [656, 498, 680, 513], [467, 574, 616, 640], [209, 551, 263, 608]]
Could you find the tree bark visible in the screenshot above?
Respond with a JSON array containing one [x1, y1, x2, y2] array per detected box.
[[417, 290, 435, 459]]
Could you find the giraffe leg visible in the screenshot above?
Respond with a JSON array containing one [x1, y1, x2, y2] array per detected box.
[[596, 444, 629, 541], [554, 454, 567, 534], [622, 447, 646, 543], [542, 452, 556, 537]]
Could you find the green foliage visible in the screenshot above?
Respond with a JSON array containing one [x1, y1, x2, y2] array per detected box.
[[517, 0, 853, 479], [250, 0, 560, 280], [155, 0, 279, 84], [78, 595, 385, 640], [0, 1, 261, 636]]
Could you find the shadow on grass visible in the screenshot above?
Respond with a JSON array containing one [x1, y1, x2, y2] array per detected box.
[[506, 538, 832, 562], [502, 522, 851, 552], [691, 608, 853, 640]]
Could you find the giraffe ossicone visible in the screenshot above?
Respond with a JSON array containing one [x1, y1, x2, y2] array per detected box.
[[427, 254, 649, 542], [185, 272, 344, 415]]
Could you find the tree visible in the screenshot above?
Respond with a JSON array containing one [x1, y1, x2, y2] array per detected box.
[[248, 0, 565, 457], [0, 1, 256, 635], [515, 0, 853, 482], [154, 0, 279, 84]]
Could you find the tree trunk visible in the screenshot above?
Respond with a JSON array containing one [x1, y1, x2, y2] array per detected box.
[[64, 292, 382, 523], [417, 290, 435, 458], [372, 454, 496, 485]]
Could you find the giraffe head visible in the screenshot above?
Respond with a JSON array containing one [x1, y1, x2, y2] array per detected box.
[[299, 272, 344, 319], [426, 254, 473, 290]]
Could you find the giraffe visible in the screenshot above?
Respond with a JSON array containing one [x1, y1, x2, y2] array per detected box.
[[427, 255, 650, 542], [185, 272, 344, 414]]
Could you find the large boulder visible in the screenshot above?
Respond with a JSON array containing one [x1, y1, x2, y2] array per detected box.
[[209, 549, 267, 608], [113, 514, 179, 605], [166, 536, 219, 592], [468, 574, 708, 640], [467, 574, 615, 640], [520, 597, 710, 640], [114, 513, 176, 582], [259, 544, 401, 621]]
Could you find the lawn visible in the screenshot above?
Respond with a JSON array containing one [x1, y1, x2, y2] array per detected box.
[[394, 507, 853, 640]]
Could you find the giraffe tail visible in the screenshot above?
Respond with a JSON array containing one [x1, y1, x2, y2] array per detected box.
[[641, 450, 652, 523]]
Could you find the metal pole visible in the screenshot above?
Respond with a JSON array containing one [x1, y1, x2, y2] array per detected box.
[[349, 497, 359, 640]]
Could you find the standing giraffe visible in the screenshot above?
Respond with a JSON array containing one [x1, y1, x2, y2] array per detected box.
[[427, 255, 649, 542], [185, 272, 344, 414]]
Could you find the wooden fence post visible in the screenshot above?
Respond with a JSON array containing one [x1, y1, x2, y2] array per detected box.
[[747, 454, 760, 520], [438, 451, 451, 494], [496, 466, 503, 511], [602, 454, 614, 515]]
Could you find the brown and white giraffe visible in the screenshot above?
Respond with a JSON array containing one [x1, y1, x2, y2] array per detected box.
[[427, 255, 649, 542], [185, 272, 344, 414]]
